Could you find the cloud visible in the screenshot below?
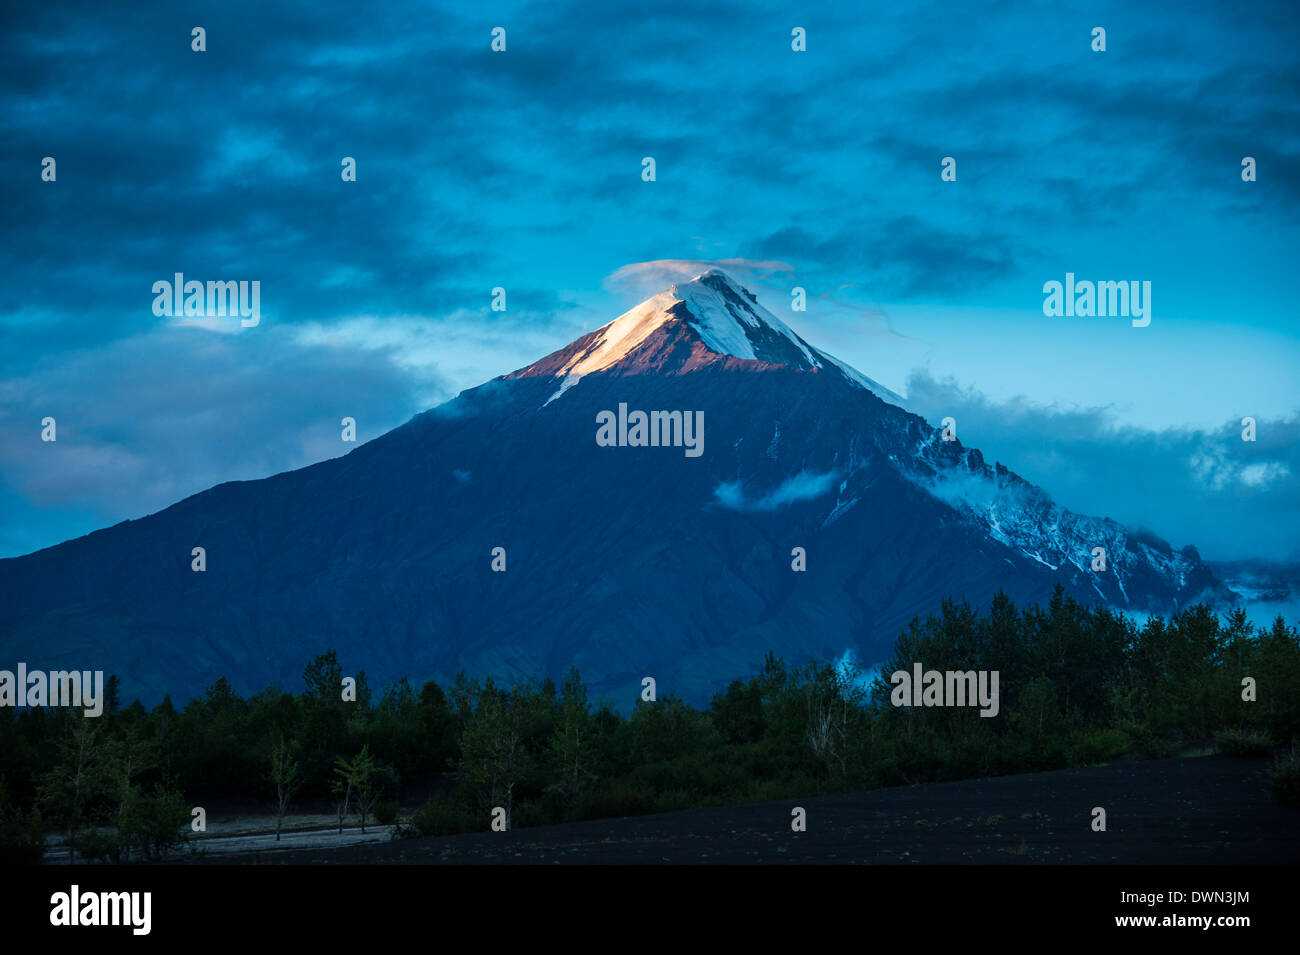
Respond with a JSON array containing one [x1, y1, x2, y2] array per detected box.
[[903, 370, 1300, 561], [713, 469, 840, 512], [0, 324, 429, 555], [748, 216, 1027, 300], [604, 259, 795, 298], [292, 294, 582, 395], [2, 0, 1298, 562]]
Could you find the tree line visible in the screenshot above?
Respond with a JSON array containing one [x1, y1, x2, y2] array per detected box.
[[2, 587, 1297, 862]]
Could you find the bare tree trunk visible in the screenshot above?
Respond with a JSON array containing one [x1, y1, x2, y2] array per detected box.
[[336, 783, 351, 835]]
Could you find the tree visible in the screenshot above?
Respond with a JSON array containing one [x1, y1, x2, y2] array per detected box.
[[548, 669, 595, 810], [103, 731, 156, 862], [302, 651, 350, 794], [37, 714, 104, 864], [456, 680, 544, 831], [0, 776, 44, 865], [350, 746, 379, 833], [131, 785, 191, 860], [151, 694, 178, 778], [417, 680, 459, 772], [711, 677, 765, 744], [330, 755, 353, 835], [104, 674, 122, 715], [330, 745, 388, 833], [303, 650, 343, 704], [203, 676, 240, 715], [269, 733, 301, 841]]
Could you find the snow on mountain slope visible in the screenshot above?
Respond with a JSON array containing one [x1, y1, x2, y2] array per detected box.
[[890, 433, 1231, 609], [674, 269, 820, 366], [519, 268, 1227, 611], [541, 289, 682, 403], [519, 268, 906, 408], [0, 267, 1240, 705], [811, 347, 907, 409]]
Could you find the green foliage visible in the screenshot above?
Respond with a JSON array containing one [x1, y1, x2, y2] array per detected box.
[[5, 593, 1297, 855], [1214, 727, 1275, 757], [374, 800, 399, 826], [302, 651, 351, 795], [415, 680, 459, 772], [1119, 722, 1178, 760], [69, 828, 117, 864], [269, 732, 302, 839], [711, 678, 765, 744], [400, 791, 479, 837], [1268, 747, 1300, 808], [63, 783, 189, 863], [454, 678, 550, 830], [131, 785, 191, 860], [0, 778, 44, 865], [332, 744, 390, 832], [1068, 727, 1131, 765], [546, 669, 597, 815]]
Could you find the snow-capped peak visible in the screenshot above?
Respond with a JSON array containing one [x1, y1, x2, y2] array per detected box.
[[669, 269, 822, 367], [517, 268, 905, 409], [551, 270, 822, 383]]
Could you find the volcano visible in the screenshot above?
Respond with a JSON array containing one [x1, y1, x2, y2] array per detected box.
[[0, 269, 1235, 705]]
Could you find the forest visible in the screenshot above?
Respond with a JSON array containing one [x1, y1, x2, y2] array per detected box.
[[2, 587, 1298, 863]]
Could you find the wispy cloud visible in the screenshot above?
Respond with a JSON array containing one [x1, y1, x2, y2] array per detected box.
[[713, 469, 840, 512], [605, 259, 795, 298]]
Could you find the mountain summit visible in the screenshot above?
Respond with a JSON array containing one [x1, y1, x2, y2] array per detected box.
[[0, 270, 1234, 705], [510, 269, 905, 406]]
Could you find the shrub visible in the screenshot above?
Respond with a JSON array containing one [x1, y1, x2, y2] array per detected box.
[[132, 786, 192, 860], [1268, 747, 1300, 808], [651, 788, 694, 813], [70, 829, 117, 864], [400, 793, 477, 837], [0, 804, 45, 865], [1068, 728, 1131, 766], [374, 800, 399, 827], [1214, 727, 1275, 757], [1119, 721, 1176, 759]]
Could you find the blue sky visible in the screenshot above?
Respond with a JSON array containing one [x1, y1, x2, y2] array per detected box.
[[1, 0, 1297, 561]]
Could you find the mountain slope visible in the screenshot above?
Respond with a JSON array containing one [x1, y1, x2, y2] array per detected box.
[[0, 270, 1234, 705]]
